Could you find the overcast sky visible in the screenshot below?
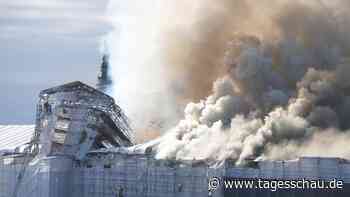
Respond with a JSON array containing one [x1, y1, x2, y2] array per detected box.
[[0, 0, 110, 124]]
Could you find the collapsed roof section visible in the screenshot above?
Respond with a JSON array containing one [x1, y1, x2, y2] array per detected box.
[[33, 81, 134, 159]]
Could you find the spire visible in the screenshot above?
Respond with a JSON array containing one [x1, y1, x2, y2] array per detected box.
[[97, 54, 113, 92]]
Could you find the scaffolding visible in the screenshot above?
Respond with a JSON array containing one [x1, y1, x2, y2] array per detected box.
[[0, 156, 350, 197]]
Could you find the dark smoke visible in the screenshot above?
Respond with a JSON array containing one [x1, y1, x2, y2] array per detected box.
[[154, 0, 350, 164], [105, 0, 350, 162]]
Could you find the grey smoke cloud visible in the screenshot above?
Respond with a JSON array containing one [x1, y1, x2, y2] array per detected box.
[[106, 0, 350, 162], [153, 0, 350, 164]]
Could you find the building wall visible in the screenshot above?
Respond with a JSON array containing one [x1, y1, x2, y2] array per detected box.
[[0, 156, 350, 197]]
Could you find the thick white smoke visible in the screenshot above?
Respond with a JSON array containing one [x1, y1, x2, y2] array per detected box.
[[105, 0, 350, 163], [106, 1, 172, 138], [156, 64, 350, 165], [105, 1, 204, 141]]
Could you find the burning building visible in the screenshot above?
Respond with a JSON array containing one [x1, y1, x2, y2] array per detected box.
[[0, 81, 134, 197], [1, 2, 350, 196], [0, 81, 349, 197]]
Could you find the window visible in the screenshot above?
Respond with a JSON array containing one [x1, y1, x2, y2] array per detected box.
[[52, 129, 67, 144]]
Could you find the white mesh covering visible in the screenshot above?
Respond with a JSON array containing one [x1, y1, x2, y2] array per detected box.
[[0, 156, 349, 197]]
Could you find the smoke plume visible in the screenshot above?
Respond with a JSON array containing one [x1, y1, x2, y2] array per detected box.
[[106, 0, 350, 162]]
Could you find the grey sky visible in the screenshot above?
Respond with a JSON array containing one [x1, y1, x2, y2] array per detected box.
[[0, 0, 110, 124]]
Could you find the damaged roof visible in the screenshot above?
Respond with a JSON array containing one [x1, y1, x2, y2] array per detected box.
[[39, 81, 134, 144]]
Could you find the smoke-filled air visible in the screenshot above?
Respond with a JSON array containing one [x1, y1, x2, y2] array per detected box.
[[105, 0, 350, 165]]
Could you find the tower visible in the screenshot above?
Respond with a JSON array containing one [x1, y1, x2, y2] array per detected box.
[[33, 81, 133, 160]]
